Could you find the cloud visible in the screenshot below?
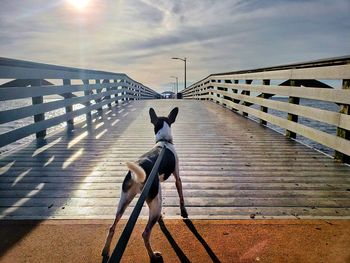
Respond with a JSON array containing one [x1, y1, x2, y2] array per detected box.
[[0, 0, 349, 92]]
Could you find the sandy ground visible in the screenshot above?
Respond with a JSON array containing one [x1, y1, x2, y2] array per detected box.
[[0, 219, 349, 263]]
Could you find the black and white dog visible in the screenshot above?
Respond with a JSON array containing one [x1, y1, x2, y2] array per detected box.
[[102, 107, 188, 261]]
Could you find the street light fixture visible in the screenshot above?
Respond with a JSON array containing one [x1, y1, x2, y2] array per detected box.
[[170, 76, 178, 96], [171, 57, 186, 91]]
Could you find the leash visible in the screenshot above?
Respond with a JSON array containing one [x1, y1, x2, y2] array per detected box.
[[107, 145, 166, 263]]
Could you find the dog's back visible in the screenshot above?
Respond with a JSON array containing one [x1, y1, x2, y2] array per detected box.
[[123, 145, 176, 200]]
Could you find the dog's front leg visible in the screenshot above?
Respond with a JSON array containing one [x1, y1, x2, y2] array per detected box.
[[174, 162, 188, 218]]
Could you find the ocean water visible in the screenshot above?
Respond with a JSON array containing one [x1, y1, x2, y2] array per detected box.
[[0, 97, 86, 154], [249, 97, 338, 156], [0, 97, 340, 156]]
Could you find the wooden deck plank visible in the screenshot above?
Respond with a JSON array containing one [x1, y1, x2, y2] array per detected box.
[[1, 189, 349, 198], [1, 176, 349, 184], [1, 182, 349, 191], [1, 207, 350, 220], [1, 100, 350, 219], [2, 197, 350, 208]]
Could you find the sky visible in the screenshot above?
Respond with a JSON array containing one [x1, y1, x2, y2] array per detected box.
[[0, 0, 349, 92]]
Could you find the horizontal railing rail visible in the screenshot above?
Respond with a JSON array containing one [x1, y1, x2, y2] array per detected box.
[[181, 56, 350, 163], [0, 57, 159, 148]]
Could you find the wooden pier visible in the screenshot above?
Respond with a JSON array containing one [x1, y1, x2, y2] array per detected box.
[[1, 56, 350, 262], [1, 99, 350, 219]]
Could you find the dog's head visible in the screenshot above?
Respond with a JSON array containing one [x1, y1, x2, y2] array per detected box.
[[149, 107, 178, 143]]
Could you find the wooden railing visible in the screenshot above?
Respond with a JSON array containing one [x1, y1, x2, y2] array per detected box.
[[0, 57, 159, 148], [181, 56, 350, 162]]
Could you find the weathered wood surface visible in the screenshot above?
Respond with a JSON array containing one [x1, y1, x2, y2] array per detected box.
[[1, 100, 350, 219], [210, 64, 350, 80], [212, 89, 350, 130]]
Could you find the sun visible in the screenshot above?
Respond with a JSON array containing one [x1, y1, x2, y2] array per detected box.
[[67, 0, 91, 10]]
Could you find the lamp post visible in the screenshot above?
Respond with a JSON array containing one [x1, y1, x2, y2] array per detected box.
[[171, 57, 186, 91], [170, 76, 178, 96]]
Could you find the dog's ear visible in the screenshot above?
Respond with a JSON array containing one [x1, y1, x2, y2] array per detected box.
[[149, 108, 158, 125], [168, 107, 179, 124]]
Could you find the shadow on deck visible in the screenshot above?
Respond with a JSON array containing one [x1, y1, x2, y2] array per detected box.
[[0, 101, 144, 258], [0, 99, 350, 260]]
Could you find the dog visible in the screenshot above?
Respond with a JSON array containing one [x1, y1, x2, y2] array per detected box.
[[101, 107, 188, 261]]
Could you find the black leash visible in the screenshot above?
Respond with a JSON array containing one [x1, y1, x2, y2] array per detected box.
[[107, 145, 167, 263]]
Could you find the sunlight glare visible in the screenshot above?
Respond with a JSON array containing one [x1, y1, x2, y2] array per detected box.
[[68, 131, 88, 149], [67, 0, 90, 10], [0, 183, 45, 218], [32, 137, 62, 157], [12, 168, 32, 186], [62, 148, 84, 169]]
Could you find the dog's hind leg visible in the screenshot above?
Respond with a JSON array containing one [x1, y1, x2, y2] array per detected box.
[[101, 189, 137, 258], [173, 161, 188, 218], [143, 186, 163, 262]]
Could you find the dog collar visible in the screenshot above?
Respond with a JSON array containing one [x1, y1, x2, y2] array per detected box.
[[156, 138, 173, 144]]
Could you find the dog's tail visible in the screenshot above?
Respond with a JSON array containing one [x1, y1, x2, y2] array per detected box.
[[126, 161, 146, 183]]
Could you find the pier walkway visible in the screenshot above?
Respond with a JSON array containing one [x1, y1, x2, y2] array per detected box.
[[1, 99, 350, 220]]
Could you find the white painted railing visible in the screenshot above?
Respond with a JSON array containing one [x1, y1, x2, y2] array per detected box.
[[0, 57, 159, 148], [182, 56, 350, 162]]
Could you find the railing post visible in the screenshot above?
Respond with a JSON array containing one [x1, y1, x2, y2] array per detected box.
[[260, 79, 270, 125], [82, 79, 92, 119], [120, 80, 124, 101], [335, 79, 350, 162], [139, 86, 142, 100], [212, 79, 220, 104], [243, 80, 252, 117], [209, 80, 214, 101], [286, 80, 300, 139], [95, 79, 103, 112], [122, 80, 127, 101], [113, 80, 119, 104], [124, 82, 127, 97], [127, 82, 130, 101], [31, 79, 46, 139], [131, 85, 135, 100], [62, 79, 74, 127], [232, 80, 239, 106], [103, 79, 112, 108], [213, 80, 220, 104], [135, 85, 138, 100]]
